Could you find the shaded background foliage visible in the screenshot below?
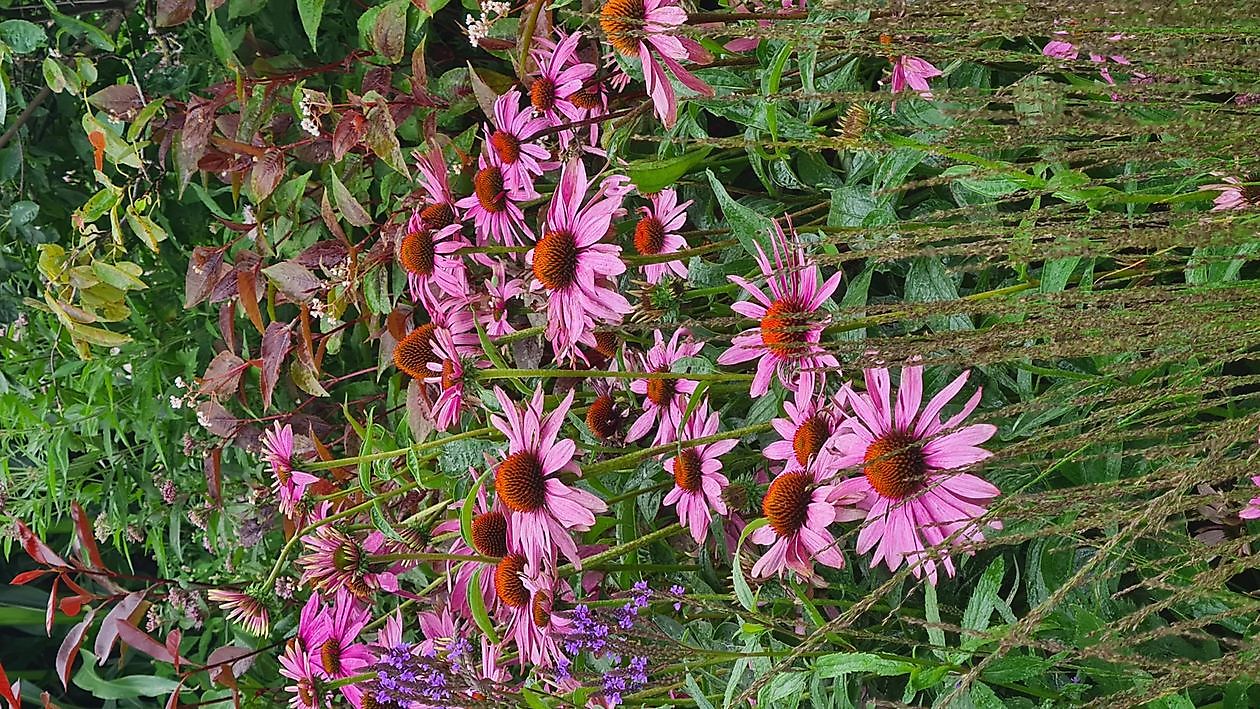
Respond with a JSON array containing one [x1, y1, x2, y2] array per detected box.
[[0, 0, 1258, 706]]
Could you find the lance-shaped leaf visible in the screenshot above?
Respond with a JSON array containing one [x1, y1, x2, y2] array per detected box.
[[363, 91, 410, 177], [260, 321, 293, 410]]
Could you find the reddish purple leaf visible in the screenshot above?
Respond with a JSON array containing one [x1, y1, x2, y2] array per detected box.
[[11, 569, 50, 585], [249, 150, 284, 202], [236, 271, 264, 335], [94, 592, 145, 665], [156, 0, 194, 26], [207, 645, 256, 689], [46, 577, 59, 636], [205, 448, 222, 503], [166, 629, 182, 672], [14, 520, 69, 568], [333, 112, 364, 161], [86, 85, 144, 120], [218, 301, 238, 354], [164, 678, 185, 709], [69, 502, 106, 571], [176, 98, 215, 190], [260, 322, 292, 411], [294, 241, 349, 271], [199, 350, 249, 398], [0, 661, 19, 709], [116, 621, 176, 664], [196, 400, 239, 438], [57, 608, 97, 690], [261, 261, 322, 303], [185, 246, 226, 309]]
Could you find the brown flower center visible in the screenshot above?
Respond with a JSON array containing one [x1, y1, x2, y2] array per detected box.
[[400, 230, 435, 276], [760, 298, 813, 359], [594, 331, 619, 357], [586, 394, 621, 440], [633, 215, 666, 255], [474, 166, 507, 213], [530, 77, 557, 113], [571, 85, 603, 110], [490, 130, 522, 164], [319, 637, 343, 676], [673, 448, 704, 493], [495, 451, 546, 512], [471, 510, 509, 558], [533, 229, 580, 290], [531, 590, 552, 628], [494, 553, 529, 607], [600, 0, 647, 56], [863, 431, 927, 500], [394, 323, 439, 379], [420, 202, 456, 231], [792, 413, 829, 467], [762, 470, 813, 537], [439, 358, 459, 390], [646, 376, 676, 407]]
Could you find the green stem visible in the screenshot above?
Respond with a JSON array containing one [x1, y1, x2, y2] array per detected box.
[[305, 425, 497, 471], [517, 0, 546, 81], [371, 552, 498, 564], [622, 239, 738, 265], [585, 422, 772, 478], [557, 522, 682, 576], [492, 325, 545, 344], [457, 244, 530, 255]]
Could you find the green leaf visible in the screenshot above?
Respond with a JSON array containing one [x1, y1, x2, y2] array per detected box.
[[814, 652, 915, 678], [459, 468, 491, 552], [91, 262, 147, 291], [1039, 257, 1079, 293], [905, 256, 971, 331], [733, 517, 767, 611], [468, 567, 500, 643], [291, 360, 329, 397], [626, 146, 712, 193], [9, 200, 38, 226], [364, 266, 391, 315], [923, 580, 948, 661], [124, 208, 167, 252], [297, 0, 325, 51], [0, 20, 46, 54], [327, 168, 373, 227], [706, 168, 775, 259], [364, 91, 410, 178], [371, 0, 407, 63], [74, 651, 179, 699], [370, 500, 406, 542], [683, 674, 716, 709], [42, 57, 66, 93], [208, 12, 240, 71], [962, 557, 1005, 633]]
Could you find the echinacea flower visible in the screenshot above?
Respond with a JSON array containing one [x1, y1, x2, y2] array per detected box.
[[764, 381, 842, 471], [626, 329, 702, 446], [717, 219, 842, 397], [278, 638, 325, 709], [749, 462, 865, 580], [415, 145, 459, 230], [663, 401, 735, 543], [889, 55, 942, 99], [207, 588, 270, 636], [491, 386, 607, 566], [633, 188, 692, 284], [829, 366, 1002, 585], [424, 328, 485, 431], [527, 159, 633, 362], [494, 550, 572, 668], [527, 31, 597, 130], [297, 524, 398, 599], [599, 0, 714, 126], [1240, 473, 1260, 520], [484, 89, 551, 190], [301, 590, 374, 706], [261, 422, 320, 518], [585, 378, 629, 442], [479, 264, 525, 337], [456, 154, 536, 249], [393, 293, 479, 382], [1203, 175, 1256, 212], [400, 219, 470, 303], [431, 468, 505, 620]]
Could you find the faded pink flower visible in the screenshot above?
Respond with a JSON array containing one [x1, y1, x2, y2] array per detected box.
[[717, 219, 842, 397], [750, 461, 864, 580], [297, 522, 398, 600], [830, 366, 1002, 585], [300, 589, 374, 706], [664, 401, 735, 543], [626, 329, 702, 446], [480, 263, 525, 337], [261, 422, 319, 519], [600, 0, 714, 126], [764, 379, 842, 471], [1204, 175, 1255, 211], [491, 386, 607, 566], [632, 188, 692, 284], [889, 55, 942, 98], [207, 588, 269, 636]]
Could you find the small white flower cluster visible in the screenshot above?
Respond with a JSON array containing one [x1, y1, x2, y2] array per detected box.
[[466, 0, 511, 47], [169, 375, 196, 411], [298, 92, 321, 137]]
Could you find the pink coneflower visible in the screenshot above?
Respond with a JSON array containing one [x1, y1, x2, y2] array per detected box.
[[717, 219, 842, 397], [207, 588, 270, 636], [415, 145, 459, 230], [1041, 33, 1132, 86], [424, 328, 485, 431], [495, 550, 572, 668], [889, 55, 942, 99], [764, 381, 842, 471], [456, 154, 535, 249], [394, 292, 480, 382], [1204, 176, 1256, 211], [302, 589, 374, 706], [585, 378, 629, 442], [722, 0, 804, 52], [485, 89, 551, 190], [261, 422, 320, 518], [491, 386, 607, 566], [400, 219, 470, 303], [479, 264, 525, 337], [527, 31, 596, 130], [600, 0, 714, 126], [829, 366, 1002, 585], [1241, 452, 1260, 519], [749, 462, 865, 580], [626, 329, 702, 446], [663, 401, 735, 543], [633, 188, 692, 283], [526, 159, 633, 362], [279, 638, 325, 709], [431, 470, 505, 620], [297, 525, 398, 600]]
